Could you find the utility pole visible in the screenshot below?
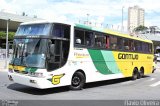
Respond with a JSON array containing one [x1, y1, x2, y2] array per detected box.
[[122, 6, 124, 31], [5, 19, 10, 69], [87, 14, 89, 25]]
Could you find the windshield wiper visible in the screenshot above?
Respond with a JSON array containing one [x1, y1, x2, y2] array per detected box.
[[20, 43, 26, 66]]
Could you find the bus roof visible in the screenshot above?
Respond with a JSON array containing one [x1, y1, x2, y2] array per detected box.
[[19, 21, 152, 44], [20, 20, 74, 26], [75, 24, 153, 43]]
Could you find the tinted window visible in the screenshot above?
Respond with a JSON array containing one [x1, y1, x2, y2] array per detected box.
[[135, 41, 142, 52], [95, 33, 106, 48], [117, 37, 123, 50], [52, 24, 70, 38], [75, 29, 85, 45], [110, 36, 117, 50], [85, 31, 94, 47], [106, 36, 110, 49], [128, 40, 134, 51]]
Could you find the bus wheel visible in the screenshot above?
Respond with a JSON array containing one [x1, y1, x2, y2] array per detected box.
[[152, 66, 155, 73], [70, 72, 85, 90], [132, 68, 138, 80], [139, 68, 144, 78]]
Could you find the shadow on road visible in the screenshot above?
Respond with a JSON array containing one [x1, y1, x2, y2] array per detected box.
[[7, 83, 70, 95], [7, 76, 150, 95], [84, 77, 131, 89]]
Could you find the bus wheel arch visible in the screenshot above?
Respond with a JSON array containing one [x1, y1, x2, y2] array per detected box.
[[132, 67, 139, 80], [69, 70, 86, 90]]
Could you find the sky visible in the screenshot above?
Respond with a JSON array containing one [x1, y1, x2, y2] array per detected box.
[[1, 0, 160, 31]]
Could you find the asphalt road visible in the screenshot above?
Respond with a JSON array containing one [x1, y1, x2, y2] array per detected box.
[[0, 63, 160, 101]]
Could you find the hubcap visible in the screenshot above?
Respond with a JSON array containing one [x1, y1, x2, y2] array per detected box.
[[72, 76, 81, 86]]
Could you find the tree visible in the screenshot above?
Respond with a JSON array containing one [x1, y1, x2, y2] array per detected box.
[[134, 25, 148, 32], [0, 31, 15, 40]]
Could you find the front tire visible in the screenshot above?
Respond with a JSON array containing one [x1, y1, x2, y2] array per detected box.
[[70, 72, 85, 90]]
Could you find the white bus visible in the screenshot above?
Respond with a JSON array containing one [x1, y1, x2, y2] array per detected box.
[[8, 21, 153, 90], [155, 46, 160, 61]]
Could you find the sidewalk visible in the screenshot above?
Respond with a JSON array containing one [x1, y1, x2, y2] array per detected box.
[[0, 59, 8, 72], [0, 68, 8, 72]]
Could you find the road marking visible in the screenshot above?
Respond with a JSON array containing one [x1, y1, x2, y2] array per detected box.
[[148, 78, 155, 81], [150, 81, 160, 87]]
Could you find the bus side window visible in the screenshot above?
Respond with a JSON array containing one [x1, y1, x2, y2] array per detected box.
[[85, 31, 93, 47], [149, 44, 152, 53], [110, 36, 117, 50], [74, 29, 85, 45], [123, 39, 129, 51], [129, 40, 134, 51], [95, 33, 106, 48], [63, 25, 70, 39], [106, 36, 110, 49], [135, 41, 142, 52], [117, 37, 123, 50], [52, 24, 70, 39], [53, 24, 64, 37]]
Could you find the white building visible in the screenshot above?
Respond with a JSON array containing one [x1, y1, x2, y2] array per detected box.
[[128, 6, 145, 33], [0, 11, 43, 31]]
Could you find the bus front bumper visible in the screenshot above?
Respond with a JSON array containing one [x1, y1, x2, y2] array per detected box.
[[8, 73, 55, 89]]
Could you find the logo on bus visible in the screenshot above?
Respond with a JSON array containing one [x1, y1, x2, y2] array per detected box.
[[52, 74, 65, 85], [118, 53, 138, 60]]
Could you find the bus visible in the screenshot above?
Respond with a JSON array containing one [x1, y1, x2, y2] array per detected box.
[[8, 21, 154, 90], [155, 46, 160, 61]]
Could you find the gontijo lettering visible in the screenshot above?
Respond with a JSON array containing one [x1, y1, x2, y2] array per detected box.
[[118, 53, 138, 60]]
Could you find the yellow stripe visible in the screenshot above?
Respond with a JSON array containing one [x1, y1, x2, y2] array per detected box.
[[14, 66, 26, 72], [8, 65, 26, 72], [9, 65, 13, 69], [113, 51, 153, 77]]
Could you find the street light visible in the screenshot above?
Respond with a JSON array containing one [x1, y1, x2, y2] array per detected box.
[[122, 6, 124, 31], [5, 19, 10, 69]]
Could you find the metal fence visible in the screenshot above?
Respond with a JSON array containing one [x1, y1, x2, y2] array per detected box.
[[0, 49, 13, 59], [0, 49, 12, 69]]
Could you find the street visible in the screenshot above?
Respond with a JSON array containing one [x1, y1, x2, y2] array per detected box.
[[0, 63, 160, 100]]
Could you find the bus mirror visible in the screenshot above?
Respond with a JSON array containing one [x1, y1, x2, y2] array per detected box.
[[49, 44, 55, 56]]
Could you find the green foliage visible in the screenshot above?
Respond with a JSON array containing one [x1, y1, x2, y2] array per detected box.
[[0, 31, 15, 40], [134, 25, 148, 32]]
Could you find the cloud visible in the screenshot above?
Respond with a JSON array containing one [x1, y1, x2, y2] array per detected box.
[[1, 0, 160, 28]]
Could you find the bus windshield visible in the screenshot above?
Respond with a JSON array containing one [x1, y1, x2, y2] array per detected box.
[[11, 39, 48, 68], [16, 23, 51, 36]]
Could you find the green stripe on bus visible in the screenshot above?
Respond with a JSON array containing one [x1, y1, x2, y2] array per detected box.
[[25, 67, 37, 73], [101, 51, 121, 74], [75, 24, 92, 30], [88, 49, 113, 74]]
